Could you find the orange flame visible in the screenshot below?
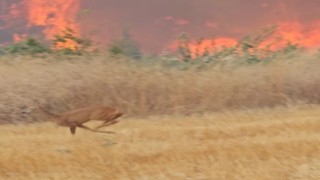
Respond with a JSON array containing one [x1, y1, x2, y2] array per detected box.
[[168, 37, 237, 58], [169, 21, 320, 58], [188, 37, 237, 57], [24, 0, 80, 49], [260, 21, 320, 50]]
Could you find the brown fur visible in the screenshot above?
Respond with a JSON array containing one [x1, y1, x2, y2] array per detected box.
[[35, 102, 123, 135]]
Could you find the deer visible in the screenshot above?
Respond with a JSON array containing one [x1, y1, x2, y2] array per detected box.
[[34, 101, 123, 135]]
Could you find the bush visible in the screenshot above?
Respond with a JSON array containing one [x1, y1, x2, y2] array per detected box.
[[108, 29, 142, 60], [2, 37, 50, 55]]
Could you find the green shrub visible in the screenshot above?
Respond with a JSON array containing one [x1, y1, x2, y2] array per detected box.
[[2, 37, 50, 55], [108, 29, 142, 60]]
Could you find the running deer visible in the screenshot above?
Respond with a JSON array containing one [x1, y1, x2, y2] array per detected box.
[[35, 102, 123, 135]]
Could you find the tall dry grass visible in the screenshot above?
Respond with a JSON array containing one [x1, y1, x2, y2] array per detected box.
[[0, 53, 320, 123]]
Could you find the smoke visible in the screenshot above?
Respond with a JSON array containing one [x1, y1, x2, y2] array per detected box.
[[1, 0, 320, 53], [79, 0, 320, 52]]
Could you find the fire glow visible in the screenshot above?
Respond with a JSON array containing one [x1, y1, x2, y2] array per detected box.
[[1, 1, 320, 55], [264, 21, 320, 49], [170, 37, 238, 58], [24, 0, 80, 49], [170, 21, 320, 58]]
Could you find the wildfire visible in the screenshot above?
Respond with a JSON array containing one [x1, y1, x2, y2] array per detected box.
[[169, 21, 320, 58], [23, 0, 80, 49], [2, 1, 320, 55], [262, 21, 320, 50], [168, 36, 237, 58], [187, 37, 237, 57]]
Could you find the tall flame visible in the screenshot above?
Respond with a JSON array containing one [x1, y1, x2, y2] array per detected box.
[[24, 0, 80, 49]]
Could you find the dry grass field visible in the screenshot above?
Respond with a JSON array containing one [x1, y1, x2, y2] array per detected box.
[[1, 105, 320, 180], [1, 53, 320, 123], [1, 54, 320, 179]]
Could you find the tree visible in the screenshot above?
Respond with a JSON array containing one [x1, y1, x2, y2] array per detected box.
[[108, 28, 142, 59]]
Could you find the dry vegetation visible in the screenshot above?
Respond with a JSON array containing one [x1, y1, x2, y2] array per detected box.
[[1, 106, 320, 179], [1, 53, 320, 179], [1, 53, 320, 123]]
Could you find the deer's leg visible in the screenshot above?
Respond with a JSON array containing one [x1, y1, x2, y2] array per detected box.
[[94, 116, 119, 129], [95, 113, 123, 130], [77, 124, 95, 132], [94, 121, 118, 130], [78, 124, 115, 134], [94, 121, 109, 130], [97, 120, 119, 129], [69, 126, 76, 135], [94, 130, 116, 134]]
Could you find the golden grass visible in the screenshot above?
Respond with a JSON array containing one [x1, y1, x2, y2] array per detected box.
[[1, 105, 320, 179], [2, 54, 320, 123]]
